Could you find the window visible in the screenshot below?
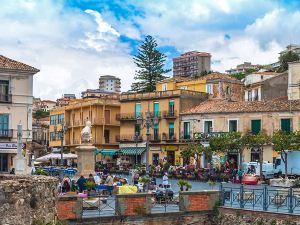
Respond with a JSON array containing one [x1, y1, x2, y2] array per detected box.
[[0, 114, 9, 136], [248, 91, 252, 101], [253, 89, 259, 101], [58, 114, 64, 124], [135, 124, 140, 136], [135, 103, 141, 118], [281, 118, 292, 133], [229, 120, 238, 132], [153, 102, 159, 117], [162, 83, 167, 91], [104, 130, 110, 143], [0, 80, 9, 102], [50, 115, 58, 125], [50, 132, 56, 141], [204, 120, 213, 133], [251, 120, 261, 134], [169, 100, 175, 115], [169, 122, 174, 139], [206, 84, 213, 94], [183, 122, 190, 139]]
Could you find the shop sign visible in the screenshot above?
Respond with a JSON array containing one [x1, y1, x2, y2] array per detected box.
[[162, 146, 178, 151], [0, 143, 17, 149], [150, 147, 160, 151]]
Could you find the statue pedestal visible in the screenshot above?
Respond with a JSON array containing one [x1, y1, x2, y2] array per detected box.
[[76, 144, 96, 177], [14, 154, 26, 175]]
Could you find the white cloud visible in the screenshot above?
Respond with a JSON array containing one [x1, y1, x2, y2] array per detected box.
[[0, 0, 136, 100]]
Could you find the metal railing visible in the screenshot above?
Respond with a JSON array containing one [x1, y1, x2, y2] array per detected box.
[[0, 129, 13, 138], [162, 133, 177, 142], [151, 191, 180, 213], [81, 194, 117, 218], [0, 94, 12, 103], [220, 183, 300, 214], [150, 134, 161, 142], [162, 110, 177, 119], [119, 134, 143, 142], [116, 113, 143, 121]]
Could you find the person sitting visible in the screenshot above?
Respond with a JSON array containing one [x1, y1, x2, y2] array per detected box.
[[76, 175, 86, 193], [105, 174, 114, 195], [9, 168, 15, 175], [62, 179, 71, 193]]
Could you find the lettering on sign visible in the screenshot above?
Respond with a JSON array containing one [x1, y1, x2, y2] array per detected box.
[[0, 143, 17, 149]]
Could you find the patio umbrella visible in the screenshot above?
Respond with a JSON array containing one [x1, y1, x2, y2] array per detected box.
[[35, 153, 77, 162]]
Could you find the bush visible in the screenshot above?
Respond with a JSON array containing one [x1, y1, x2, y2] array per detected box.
[[35, 169, 48, 176]]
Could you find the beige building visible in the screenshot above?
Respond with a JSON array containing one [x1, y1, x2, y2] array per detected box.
[[49, 97, 120, 162], [119, 90, 208, 166], [173, 51, 211, 77], [288, 61, 300, 100], [181, 98, 300, 166], [0, 55, 39, 173]]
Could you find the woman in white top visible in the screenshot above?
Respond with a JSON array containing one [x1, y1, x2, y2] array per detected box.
[[162, 172, 169, 188]]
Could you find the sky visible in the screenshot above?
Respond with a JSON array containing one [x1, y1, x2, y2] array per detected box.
[[1, 0, 300, 100]]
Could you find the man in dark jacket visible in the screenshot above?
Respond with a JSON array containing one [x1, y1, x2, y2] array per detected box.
[[76, 175, 86, 193]]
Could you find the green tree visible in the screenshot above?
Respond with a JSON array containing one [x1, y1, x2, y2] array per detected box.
[[247, 132, 270, 179], [231, 72, 246, 80], [33, 110, 49, 120], [277, 51, 300, 72], [131, 35, 170, 92], [180, 144, 194, 165], [272, 130, 293, 179]]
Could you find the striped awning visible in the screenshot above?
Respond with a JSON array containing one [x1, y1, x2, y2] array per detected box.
[[95, 149, 119, 156], [119, 147, 146, 156]]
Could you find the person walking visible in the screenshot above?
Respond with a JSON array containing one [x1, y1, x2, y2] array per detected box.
[[232, 168, 237, 183], [238, 168, 244, 184], [162, 172, 169, 188]]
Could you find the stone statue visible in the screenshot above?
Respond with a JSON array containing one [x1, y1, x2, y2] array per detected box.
[[81, 120, 92, 143]]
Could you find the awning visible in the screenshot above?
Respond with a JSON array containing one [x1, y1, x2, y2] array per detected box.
[[119, 147, 145, 156], [35, 153, 77, 162], [95, 149, 118, 156]]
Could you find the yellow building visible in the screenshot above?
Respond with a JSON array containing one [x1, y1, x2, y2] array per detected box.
[[119, 90, 208, 166], [156, 73, 244, 101], [49, 97, 120, 162]]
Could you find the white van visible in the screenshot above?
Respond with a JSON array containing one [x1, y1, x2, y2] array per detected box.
[[242, 161, 274, 179]]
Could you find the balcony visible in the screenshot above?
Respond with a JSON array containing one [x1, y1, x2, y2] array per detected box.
[[150, 134, 161, 142], [119, 135, 143, 143], [0, 94, 12, 103], [179, 134, 193, 142], [162, 110, 177, 119], [0, 129, 13, 138], [162, 133, 176, 142], [117, 113, 142, 121], [149, 112, 161, 119]]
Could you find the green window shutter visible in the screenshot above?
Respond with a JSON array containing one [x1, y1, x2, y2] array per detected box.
[[183, 122, 190, 139], [135, 103, 141, 118], [229, 120, 237, 132], [251, 120, 261, 134], [281, 119, 291, 133], [154, 123, 159, 129], [169, 122, 174, 129], [154, 102, 159, 117]]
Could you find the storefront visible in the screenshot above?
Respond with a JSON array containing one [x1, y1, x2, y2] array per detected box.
[[161, 146, 179, 165], [0, 142, 17, 173]]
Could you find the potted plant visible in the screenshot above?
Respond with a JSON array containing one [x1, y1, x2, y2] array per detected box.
[[185, 182, 192, 191], [85, 180, 96, 197], [177, 179, 186, 191], [139, 175, 151, 192]]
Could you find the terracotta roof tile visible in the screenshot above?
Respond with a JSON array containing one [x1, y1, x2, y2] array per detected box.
[[182, 97, 300, 114], [0, 55, 39, 73]]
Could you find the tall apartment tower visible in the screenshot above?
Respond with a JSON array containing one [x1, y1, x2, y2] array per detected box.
[[99, 75, 121, 93], [173, 51, 211, 77]]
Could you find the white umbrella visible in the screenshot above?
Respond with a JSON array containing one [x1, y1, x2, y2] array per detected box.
[[36, 153, 77, 162]]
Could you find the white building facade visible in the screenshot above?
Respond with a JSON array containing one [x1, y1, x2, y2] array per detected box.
[[99, 75, 121, 93], [0, 55, 39, 173]]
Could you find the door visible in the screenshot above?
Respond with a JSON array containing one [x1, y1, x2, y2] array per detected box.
[[105, 110, 110, 124], [169, 101, 174, 116], [251, 120, 261, 134], [183, 122, 190, 139], [167, 151, 175, 165], [0, 154, 8, 172], [0, 114, 9, 137], [104, 130, 110, 143], [152, 153, 159, 166], [153, 102, 159, 117]]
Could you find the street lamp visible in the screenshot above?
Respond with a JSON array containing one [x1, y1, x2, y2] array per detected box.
[[135, 131, 139, 166], [54, 123, 69, 167], [136, 110, 158, 175]]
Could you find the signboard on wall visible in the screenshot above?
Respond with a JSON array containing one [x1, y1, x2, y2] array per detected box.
[[0, 143, 17, 149]]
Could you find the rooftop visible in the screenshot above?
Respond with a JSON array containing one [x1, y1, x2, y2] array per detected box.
[[182, 97, 300, 114], [0, 55, 39, 73], [173, 51, 211, 60]]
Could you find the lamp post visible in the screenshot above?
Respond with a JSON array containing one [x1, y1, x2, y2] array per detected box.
[[54, 123, 68, 179], [136, 110, 157, 175], [135, 131, 139, 166]]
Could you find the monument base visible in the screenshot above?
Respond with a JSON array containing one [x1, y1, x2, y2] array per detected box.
[[14, 155, 27, 175], [75, 144, 96, 178]]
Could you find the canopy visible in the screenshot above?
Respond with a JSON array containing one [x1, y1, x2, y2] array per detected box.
[[119, 147, 145, 156], [95, 149, 118, 156], [35, 153, 77, 162]]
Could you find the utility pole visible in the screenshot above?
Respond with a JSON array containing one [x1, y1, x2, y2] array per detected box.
[[145, 111, 151, 175]]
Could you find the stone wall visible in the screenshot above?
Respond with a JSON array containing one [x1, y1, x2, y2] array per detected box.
[[72, 211, 211, 225], [0, 174, 58, 225], [218, 207, 300, 225]]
